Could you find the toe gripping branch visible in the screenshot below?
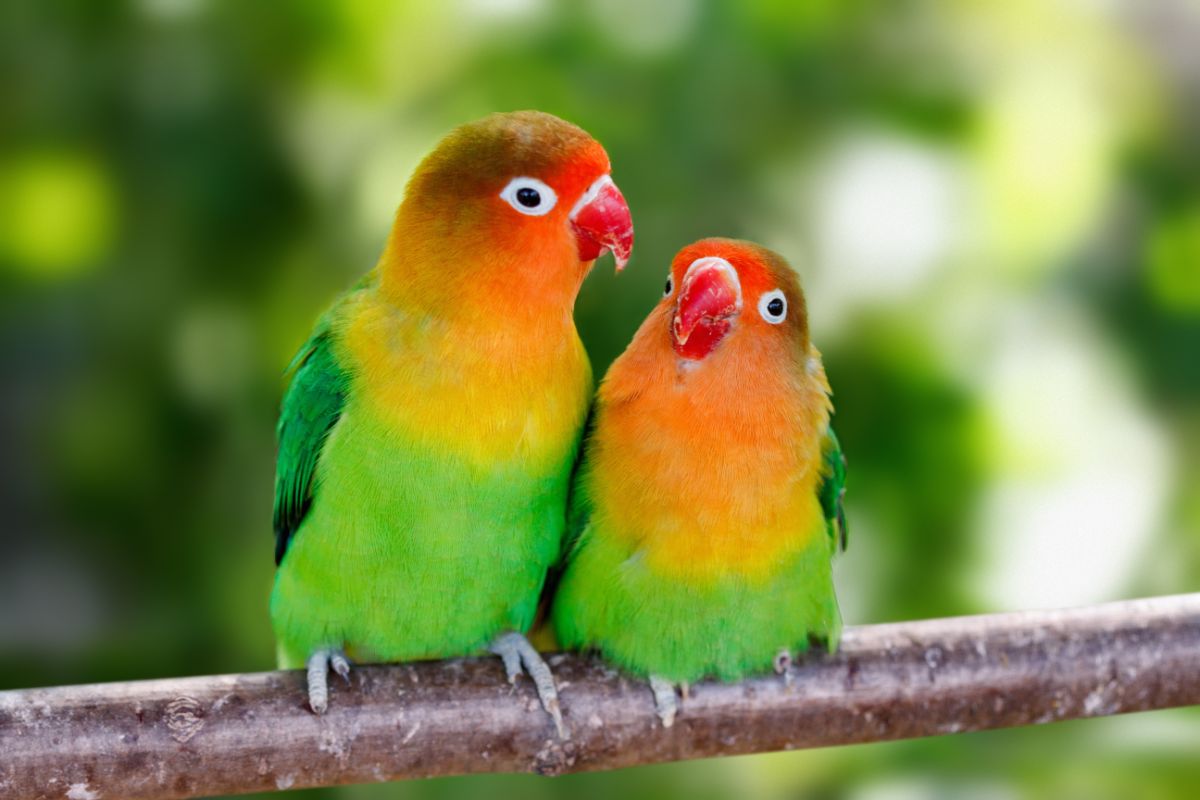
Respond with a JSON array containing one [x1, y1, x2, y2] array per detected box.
[[306, 648, 351, 714], [490, 632, 566, 739]]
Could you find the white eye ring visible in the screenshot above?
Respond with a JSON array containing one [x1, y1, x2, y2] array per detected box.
[[758, 289, 787, 323], [663, 274, 674, 297], [499, 177, 558, 216]]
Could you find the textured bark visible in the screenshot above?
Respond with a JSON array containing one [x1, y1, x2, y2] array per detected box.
[[2, 594, 1198, 799]]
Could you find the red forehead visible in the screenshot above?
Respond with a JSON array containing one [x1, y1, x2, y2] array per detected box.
[[543, 139, 610, 198], [671, 238, 791, 298]]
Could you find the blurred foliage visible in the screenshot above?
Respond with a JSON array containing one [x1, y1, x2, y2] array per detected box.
[[1, 0, 1197, 798]]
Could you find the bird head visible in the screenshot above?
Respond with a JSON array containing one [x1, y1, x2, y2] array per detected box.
[[386, 111, 633, 315], [663, 239, 808, 363]]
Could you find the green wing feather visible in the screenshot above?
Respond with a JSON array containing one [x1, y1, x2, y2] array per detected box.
[[817, 426, 849, 551], [273, 322, 350, 565]]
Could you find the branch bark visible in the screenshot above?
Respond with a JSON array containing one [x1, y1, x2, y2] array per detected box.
[[2, 594, 1198, 800]]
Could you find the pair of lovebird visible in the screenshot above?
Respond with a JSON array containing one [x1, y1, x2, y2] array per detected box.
[[270, 111, 847, 734]]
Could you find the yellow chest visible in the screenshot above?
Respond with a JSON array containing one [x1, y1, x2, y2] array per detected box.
[[341, 293, 592, 469]]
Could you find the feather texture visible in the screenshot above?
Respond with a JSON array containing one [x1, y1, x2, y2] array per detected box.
[[551, 239, 846, 683], [270, 112, 615, 669]]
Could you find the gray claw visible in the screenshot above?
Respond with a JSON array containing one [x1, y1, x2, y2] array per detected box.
[[306, 647, 351, 713], [649, 675, 678, 728], [774, 649, 793, 687], [490, 632, 567, 739], [331, 651, 352, 684], [306, 649, 331, 714]]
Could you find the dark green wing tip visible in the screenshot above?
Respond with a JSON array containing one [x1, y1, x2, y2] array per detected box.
[[836, 486, 848, 552], [819, 427, 849, 552], [274, 499, 311, 565], [272, 330, 349, 566], [273, 525, 288, 566]]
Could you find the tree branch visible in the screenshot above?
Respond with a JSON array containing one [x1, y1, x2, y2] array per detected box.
[[2, 594, 1198, 800]]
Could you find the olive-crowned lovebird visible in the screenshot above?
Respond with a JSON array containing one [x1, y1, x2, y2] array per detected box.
[[271, 111, 634, 733], [551, 238, 846, 726]]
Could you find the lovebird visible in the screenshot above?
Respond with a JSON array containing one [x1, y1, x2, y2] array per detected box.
[[551, 238, 846, 726], [271, 111, 634, 732]]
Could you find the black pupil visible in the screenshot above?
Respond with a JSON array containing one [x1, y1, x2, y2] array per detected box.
[[767, 298, 784, 317], [664, 279, 672, 294], [516, 187, 541, 207]]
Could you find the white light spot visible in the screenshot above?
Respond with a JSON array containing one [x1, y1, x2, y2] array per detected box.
[[975, 305, 1169, 610], [814, 134, 965, 298], [67, 783, 100, 800]]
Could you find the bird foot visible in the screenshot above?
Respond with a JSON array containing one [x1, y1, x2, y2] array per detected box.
[[774, 649, 793, 687], [306, 647, 351, 714], [489, 632, 566, 739], [649, 675, 679, 728]]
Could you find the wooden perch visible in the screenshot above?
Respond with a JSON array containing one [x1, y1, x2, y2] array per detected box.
[[2, 594, 1198, 800]]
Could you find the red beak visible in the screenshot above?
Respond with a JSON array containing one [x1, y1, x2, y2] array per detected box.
[[570, 176, 634, 271], [672, 257, 742, 360]]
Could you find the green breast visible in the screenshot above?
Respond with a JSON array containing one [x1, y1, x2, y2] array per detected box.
[[271, 393, 581, 667], [552, 528, 841, 683]]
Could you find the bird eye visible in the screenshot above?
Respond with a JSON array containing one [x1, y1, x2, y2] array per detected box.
[[758, 289, 787, 323], [500, 177, 557, 216], [663, 275, 674, 297]]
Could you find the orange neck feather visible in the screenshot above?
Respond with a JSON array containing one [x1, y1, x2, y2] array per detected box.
[[586, 304, 831, 582]]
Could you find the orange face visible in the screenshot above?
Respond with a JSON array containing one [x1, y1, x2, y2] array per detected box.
[[661, 238, 809, 362], [380, 111, 634, 326], [399, 111, 632, 272]]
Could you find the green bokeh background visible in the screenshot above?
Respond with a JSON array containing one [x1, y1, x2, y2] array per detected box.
[[2, 1, 1197, 797]]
